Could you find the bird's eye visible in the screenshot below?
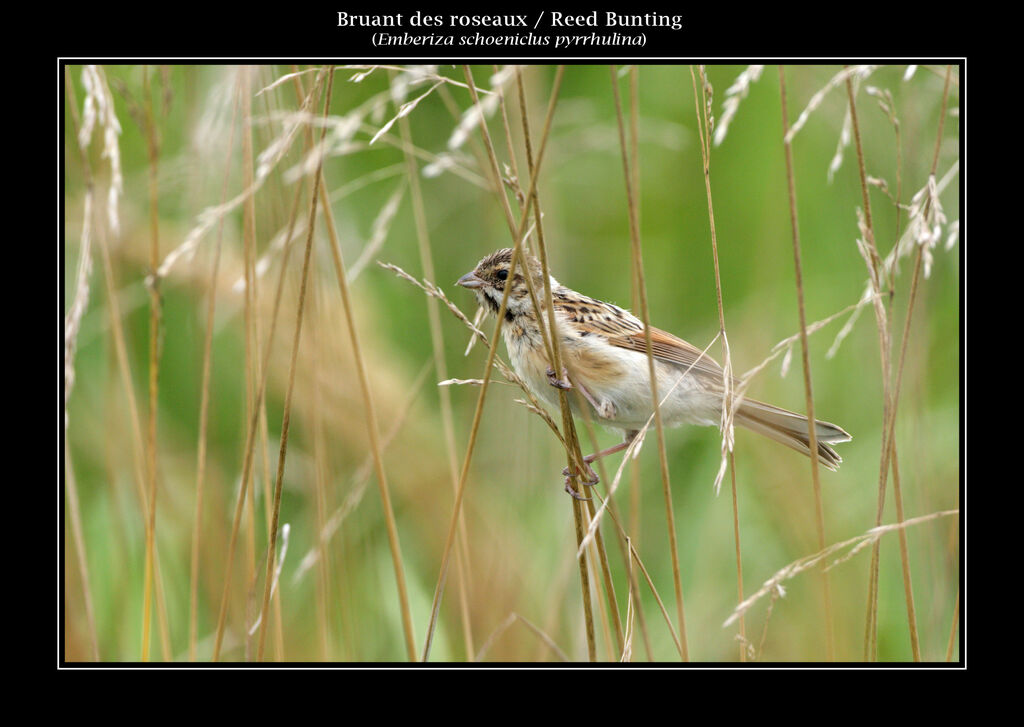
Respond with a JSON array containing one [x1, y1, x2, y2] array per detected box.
[[496, 269, 508, 281]]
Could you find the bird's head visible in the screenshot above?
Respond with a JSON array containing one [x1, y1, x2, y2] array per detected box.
[[456, 248, 552, 319]]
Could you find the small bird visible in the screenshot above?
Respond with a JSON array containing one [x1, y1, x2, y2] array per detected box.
[[456, 248, 851, 491]]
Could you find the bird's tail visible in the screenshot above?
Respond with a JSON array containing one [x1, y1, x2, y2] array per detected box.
[[735, 398, 851, 471]]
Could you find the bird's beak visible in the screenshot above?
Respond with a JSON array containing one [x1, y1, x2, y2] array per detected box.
[[456, 271, 484, 289]]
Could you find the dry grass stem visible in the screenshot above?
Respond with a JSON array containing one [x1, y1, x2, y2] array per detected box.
[[946, 588, 960, 661], [505, 66, 616, 655], [189, 76, 240, 661], [64, 440, 99, 660], [395, 80, 477, 658], [627, 540, 684, 659], [70, 71, 174, 659], [140, 65, 163, 662], [292, 358, 433, 585], [307, 68, 420, 662], [420, 65, 566, 661], [612, 64, 688, 660], [212, 68, 328, 662], [247, 524, 290, 636], [692, 64, 749, 660], [475, 612, 569, 662], [724, 510, 958, 629], [235, 164, 406, 294], [779, 64, 834, 660], [255, 67, 336, 661]]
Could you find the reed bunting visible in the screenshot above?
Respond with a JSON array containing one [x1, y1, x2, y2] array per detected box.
[[456, 248, 851, 489]]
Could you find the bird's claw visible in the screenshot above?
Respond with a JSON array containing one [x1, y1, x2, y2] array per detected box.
[[564, 478, 592, 500], [546, 366, 572, 390], [562, 463, 600, 487]]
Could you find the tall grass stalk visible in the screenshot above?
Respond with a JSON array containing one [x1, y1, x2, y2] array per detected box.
[[292, 357, 434, 591], [255, 66, 287, 661], [212, 68, 326, 662], [611, 64, 688, 660], [395, 84, 477, 659], [495, 65, 602, 659], [65, 441, 99, 660], [626, 67, 654, 662], [691, 64, 747, 661], [71, 68, 175, 660], [241, 66, 262, 661], [312, 70, 420, 663], [778, 64, 834, 660], [254, 67, 346, 661], [946, 588, 960, 661], [188, 74, 240, 662], [421, 66, 569, 661], [858, 64, 952, 661], [846, 66, 896, 663], [506, 66, 624, 657], [140, 65, 163, 662], [64, 67, 100, 661]]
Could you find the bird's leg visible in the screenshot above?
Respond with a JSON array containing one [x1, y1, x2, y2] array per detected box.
[[562, 430, 639, 486], [572, 378, 617, 420], [546, 366, 572, 390]]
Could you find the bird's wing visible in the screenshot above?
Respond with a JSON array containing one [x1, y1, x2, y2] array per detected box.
[[553, 291, 726, 383], [608, 325, 727, 383]]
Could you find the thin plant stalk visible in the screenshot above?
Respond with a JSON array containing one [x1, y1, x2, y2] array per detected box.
[[778, 64, 834, 660], [395, 86, 476, 659], [888, 64, 954, 661], [140, 65, 163, 662], [253, 71, 287, 661], [64, 67, 102, 662], [474, 612, 569, 662], [627, 66, 654, 662], [611, 64, 688, 660], [858, 64, 951, 661], [464, 67, 557, 370], [241, 66, 261, 661], [310, 74, 420, 662], [421, 66, 567, 661], [628, 540, 684, 658], [67, 65, 174, 659], [189, 75, 240, 661], [690, 65, 746, 661], [847, 65, 896, 663], [310, 285, 332, 660], [946, 588, 959, 661], [212, 68, 327, 662], [485, 65, 597, 659], [507, 66, 622, 656], [65, 440, 100, 660], [256, 66, 339, 662]]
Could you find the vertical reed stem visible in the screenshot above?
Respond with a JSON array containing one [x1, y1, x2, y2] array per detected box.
[[611, 64, 688, 660], [140, 65, 163, 662], [778, 64, 834, 660]]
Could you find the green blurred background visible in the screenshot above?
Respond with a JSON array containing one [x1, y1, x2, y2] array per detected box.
[[62, 64, 960, 662]]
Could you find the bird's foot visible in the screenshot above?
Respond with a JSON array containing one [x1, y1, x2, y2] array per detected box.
[[546, 366, 572, 390], [564, 477, 592, 500], [562, 460, 600, 487]]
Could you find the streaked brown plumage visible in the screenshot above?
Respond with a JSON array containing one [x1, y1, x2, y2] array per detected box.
[[457, 248, 851, 483]]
